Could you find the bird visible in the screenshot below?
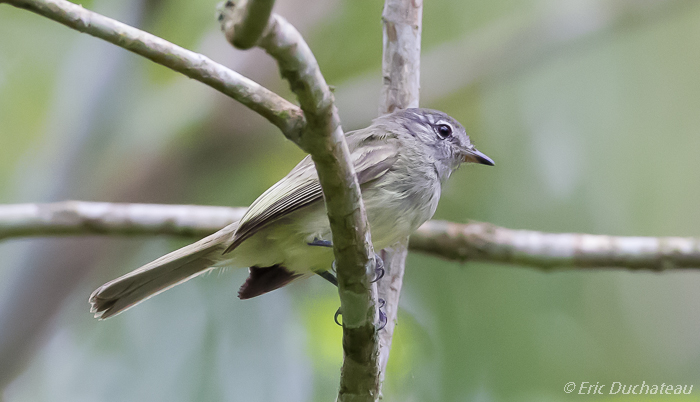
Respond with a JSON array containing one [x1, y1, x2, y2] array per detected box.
[[89, 108, 494, 319]]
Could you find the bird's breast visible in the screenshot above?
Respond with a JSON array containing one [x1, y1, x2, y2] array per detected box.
[[362, 171, 441, 249]]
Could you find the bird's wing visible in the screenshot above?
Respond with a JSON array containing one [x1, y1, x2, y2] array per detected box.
[[224, 137, 398, 253]]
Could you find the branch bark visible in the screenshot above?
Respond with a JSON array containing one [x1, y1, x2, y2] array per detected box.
[[3, 202, 700, 272], [219, 2, 381, 400], [220, 0, 275, 49], [0, 202, 246, 239], [376, 0, 423, 396], [411, 220, 700, 271]]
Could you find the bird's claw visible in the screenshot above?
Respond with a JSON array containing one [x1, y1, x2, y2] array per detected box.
[[333, 299, 387, 330], [371, 254, 384, 283], [377, 298, 387, 330], [322, 248, 385, 329], [334, 308, 342, 326]]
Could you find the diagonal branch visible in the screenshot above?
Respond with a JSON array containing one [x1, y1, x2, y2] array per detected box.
[[219, 2, 381, 400], [2, 0, 305, 139]]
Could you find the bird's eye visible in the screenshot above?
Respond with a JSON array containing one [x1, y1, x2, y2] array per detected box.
[[435, 124, 452, 139]]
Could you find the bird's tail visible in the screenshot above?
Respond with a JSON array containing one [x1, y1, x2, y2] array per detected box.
[[89, 226, 235, 319]]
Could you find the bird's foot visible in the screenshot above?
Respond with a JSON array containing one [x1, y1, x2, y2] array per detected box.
[[310, 238, 383, 283], [310, 240, 385, 328], [378, 298, 387, 330], [333, 298, 387, 330], [371, 254, 384, 283]]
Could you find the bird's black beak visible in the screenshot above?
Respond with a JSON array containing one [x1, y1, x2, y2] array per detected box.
[[463, 148, 495, 166]]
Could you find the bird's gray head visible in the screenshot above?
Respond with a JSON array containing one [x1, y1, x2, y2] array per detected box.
[[379, 108, 494, 181]]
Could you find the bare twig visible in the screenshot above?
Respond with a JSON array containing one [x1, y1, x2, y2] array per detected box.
[[2, 202, 700, 271], [2, 0, 305, 138], [219, 3, 381, 400], [411, 220, 700, 271], [0, 202, 246, 239], [376, 0, 423, 395], [380, 0, 422, 114]]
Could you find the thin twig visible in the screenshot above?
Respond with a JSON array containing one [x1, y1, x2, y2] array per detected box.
[[2, 0, 305, 138], [0, 202, 246, 239], [376, 0, 423, 396], [411, 220, 700, 272], [380, 0, 422, 114], [2, 202, 700, 271]]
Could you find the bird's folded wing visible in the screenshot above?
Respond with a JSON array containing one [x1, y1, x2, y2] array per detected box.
[[224, 139, 399, 253]]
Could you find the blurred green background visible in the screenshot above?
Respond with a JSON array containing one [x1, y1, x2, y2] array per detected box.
[[2, 0, 700, 401]]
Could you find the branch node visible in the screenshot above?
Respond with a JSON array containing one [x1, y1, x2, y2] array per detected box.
[[217, 0, 275, 49]]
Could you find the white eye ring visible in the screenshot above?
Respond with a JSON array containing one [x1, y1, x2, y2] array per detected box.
[[435, 124, 452, 139]]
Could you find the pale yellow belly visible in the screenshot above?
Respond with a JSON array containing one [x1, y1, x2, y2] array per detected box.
[[222, 182, 440, 274]]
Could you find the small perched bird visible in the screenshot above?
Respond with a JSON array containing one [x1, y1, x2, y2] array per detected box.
[[90, 108, 494, 319]]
